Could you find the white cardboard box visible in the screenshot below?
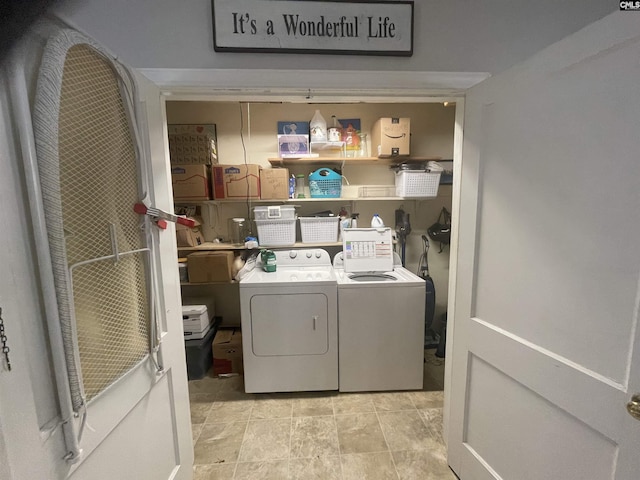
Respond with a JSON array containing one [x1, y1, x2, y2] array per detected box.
[[182, 305, 212, 339]]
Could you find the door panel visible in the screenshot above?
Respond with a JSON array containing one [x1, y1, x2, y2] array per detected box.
[[1, 25, 192, 479], [449, 12, 640, 479]]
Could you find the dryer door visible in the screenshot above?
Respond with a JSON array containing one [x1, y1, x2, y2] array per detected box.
[[250, 293, 329, 356]]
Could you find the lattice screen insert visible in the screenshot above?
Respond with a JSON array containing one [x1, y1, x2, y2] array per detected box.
[[59, 44, 149, 402]]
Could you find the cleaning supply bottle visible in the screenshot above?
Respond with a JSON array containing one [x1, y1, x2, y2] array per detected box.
[[260, 249, 277, 272], [310, 109, 327, 142], [351, 213, 359, 228], [371, 213, 384, 227]]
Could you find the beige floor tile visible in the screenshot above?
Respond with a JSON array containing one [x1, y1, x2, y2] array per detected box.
[[290, 416, 339, 458], [205, 395, 255, 423], [418, 408, 445, 445], [289, 456, 342, 480], [238, 418, 291, 462], [234, 460, 289, 480], [372, 392, 416, 412], [193, 421, 247, 465], [292, 394, 335, 417], [216, 374, 246, 394], [408, 391, 444, 409], [251, 393, 293, 420], [190, 394, 217, 424], [341, 452, 399, 480], [335, 413, 388, 454], [392, 450, 457, 480], [192, 423, 204, 444], [378, 411, 441, 451], [333, 393, 376, 414], [193, 463, 237, 480], [189, 377, 225, 395]]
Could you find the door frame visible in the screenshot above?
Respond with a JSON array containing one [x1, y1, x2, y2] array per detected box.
[[138, 68, 481, 445]]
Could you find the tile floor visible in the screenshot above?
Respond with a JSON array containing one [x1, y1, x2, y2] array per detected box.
[[189, 350, 455, 480]]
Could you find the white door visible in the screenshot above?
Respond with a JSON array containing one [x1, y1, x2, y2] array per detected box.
[[448, 11, 640, 480], [0, 25, 192, 480]]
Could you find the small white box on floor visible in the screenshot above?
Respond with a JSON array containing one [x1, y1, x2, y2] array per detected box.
[[182, 305, 212, 339]]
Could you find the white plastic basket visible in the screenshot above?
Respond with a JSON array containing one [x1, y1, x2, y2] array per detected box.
[[395, 171, 441, 197], [299, 217, 339, 243], [255, 219, 297, 246]]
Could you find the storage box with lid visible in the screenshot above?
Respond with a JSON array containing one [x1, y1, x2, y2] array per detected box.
[[253, 206, 297, 246], [372, 117, 411, 157], [182, 305, 212, 340], [184, 319, 219, 380], [395, 164, 441, 198], [299, 217, 340, 243]]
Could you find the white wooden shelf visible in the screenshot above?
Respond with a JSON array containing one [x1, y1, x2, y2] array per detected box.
[[268, 156, 442, 167], [178, 241, 343, 254], [177, 197, 423, 206]]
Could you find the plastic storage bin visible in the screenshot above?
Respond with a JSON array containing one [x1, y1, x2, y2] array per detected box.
[[255, 219, 297, 246], [395, 169, 441, 198], [184, 318, 219, 380], [299, 217, 340, 243], [309, 168, 342, 198], [253, 205, 296, 220]]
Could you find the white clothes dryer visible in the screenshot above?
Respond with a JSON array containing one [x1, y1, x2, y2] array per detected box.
[[239, 249, 338, 393], [334, 228, 425, 392]]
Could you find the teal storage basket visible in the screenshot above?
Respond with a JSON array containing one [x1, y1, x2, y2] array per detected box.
[[309, 168, 342, 198]]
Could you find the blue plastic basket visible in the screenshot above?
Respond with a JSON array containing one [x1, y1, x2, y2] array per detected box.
[[309, 168, 342, 198]]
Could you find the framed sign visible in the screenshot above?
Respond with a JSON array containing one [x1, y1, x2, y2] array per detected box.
[[212, 0, 414, 56]]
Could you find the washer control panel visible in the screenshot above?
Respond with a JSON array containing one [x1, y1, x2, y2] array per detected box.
[[275, 249, 332, 267]]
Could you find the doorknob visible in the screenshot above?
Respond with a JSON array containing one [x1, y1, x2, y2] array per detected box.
[[627, 394, 640, 421]]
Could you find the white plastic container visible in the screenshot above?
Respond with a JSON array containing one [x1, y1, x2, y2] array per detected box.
[[310, 110, 327, 142], [395, 171, 441, 198], [300, 217, 340, 243], [371, 214, 385, 227], [255, 219, 297, 246]]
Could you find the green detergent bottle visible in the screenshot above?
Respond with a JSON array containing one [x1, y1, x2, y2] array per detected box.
[[261, 249, 277, 272]]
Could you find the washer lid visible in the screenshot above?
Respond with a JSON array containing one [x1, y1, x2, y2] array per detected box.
[[240, 266, 337, 287], [342, 228, 394, 273]]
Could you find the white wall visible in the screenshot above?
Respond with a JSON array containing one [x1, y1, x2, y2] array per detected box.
[[55, 0, 614, 74]]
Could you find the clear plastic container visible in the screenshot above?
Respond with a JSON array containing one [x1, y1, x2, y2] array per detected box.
[[228, 217, 247, 245], [295, 174, 306, 198]]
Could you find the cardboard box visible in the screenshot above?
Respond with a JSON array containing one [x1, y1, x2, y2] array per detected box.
[[187, 251, 235, 283], [181, 304, 212, 340], [168, 124, 218, 165], [171, 165, 211, 201], [176, 216, 204, 247], [212, 328, 243, 374], [371, 117, 411, 157], [212, 164, 261, 199], [260, 168, 290, 200]]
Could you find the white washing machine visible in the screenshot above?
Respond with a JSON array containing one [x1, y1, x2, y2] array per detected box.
[[239, 248, 338, 393], [334, 228, 425, 392]]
